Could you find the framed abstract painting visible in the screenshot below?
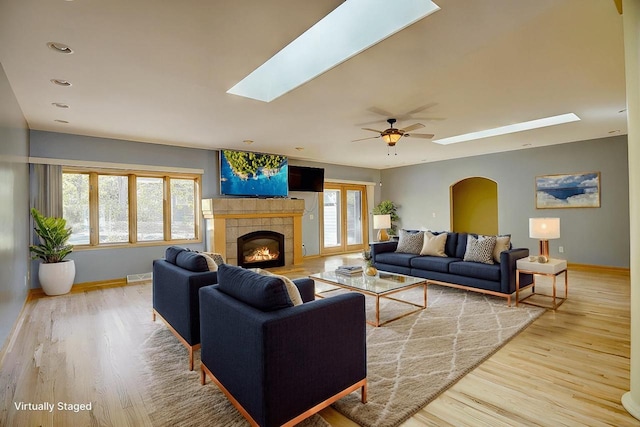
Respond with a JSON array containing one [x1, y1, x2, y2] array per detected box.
[[535, 172, 601, 209]]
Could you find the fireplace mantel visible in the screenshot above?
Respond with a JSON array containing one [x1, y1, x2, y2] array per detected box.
[[202, 198, 304, 266]]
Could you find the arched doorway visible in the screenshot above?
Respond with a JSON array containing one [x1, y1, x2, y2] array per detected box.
[[450, 177, 498, 235]]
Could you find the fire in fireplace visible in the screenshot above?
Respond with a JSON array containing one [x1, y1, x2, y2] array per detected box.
[[237, 230, 285, 269]]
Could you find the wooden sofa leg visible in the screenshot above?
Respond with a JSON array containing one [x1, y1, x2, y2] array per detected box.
[[189, 347, 194, 371], [361, 382, 367, 403], [152, 310, 156, 321], [200, 365, 206, 385]]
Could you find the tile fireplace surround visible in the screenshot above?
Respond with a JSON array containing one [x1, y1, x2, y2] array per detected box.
[[202, 198, 305, 267]]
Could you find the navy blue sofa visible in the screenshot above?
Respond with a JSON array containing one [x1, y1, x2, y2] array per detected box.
[[153, 247, 218, 370], [371, 232, 533, 305], [199, 264, 367, 427]]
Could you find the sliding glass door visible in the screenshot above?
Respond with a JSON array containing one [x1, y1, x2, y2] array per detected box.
[[321, 183, 368, 254]]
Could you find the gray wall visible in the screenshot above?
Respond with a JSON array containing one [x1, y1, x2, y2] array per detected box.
[[380, 136, 630, 267], [29, 131, 220, 285], [289, 159, 381, 256], [0, 63, 30, 347], [28, 133, 381, 282]]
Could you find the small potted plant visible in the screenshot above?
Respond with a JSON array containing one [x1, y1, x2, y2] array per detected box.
[[362, 250, 377, 276], [29, 208, 75, 295]]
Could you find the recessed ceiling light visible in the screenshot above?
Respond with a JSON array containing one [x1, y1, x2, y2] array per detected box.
[[433, 113, 581, 145], [228, 0, 440, 102], [295, 147, 304, 151], [619, 109, 627, 113], [608, 130, 621, 134], [51, 102, 70, 108], [47, 42, 74, 54], [243, 140, 254, 145], [51, 79, 72, 87], [522, 143, 532, 147], [54, 119, 69, 124]]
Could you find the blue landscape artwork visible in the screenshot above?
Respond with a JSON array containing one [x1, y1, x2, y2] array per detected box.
[[220, 149, 288, 197], [535, 172, 600, 209]]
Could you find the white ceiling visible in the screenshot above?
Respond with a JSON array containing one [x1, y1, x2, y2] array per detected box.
[[0, 0, 627, 169]]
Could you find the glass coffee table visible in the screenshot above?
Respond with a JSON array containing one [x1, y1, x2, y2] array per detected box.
[[309, 270, 428, 327]]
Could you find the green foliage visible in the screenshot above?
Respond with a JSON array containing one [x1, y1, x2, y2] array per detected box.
[[223, 150, 286, 179], [373, 200, 400, 235], [29, 208, 73, 263]]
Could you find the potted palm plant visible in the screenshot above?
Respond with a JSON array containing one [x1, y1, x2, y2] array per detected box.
[[373, 200, 400, 236], [29, 208, 75, 295]]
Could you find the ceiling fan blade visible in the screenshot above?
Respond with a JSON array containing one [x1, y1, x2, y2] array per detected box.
[[361, 127, 383, 133], [400, 103, 438, 118], [399, 123, 425, 132], [406, 133, 435, 139], [352, 136, 380, 142], [367, 106, 395, 118], [412, 116, 446, 121]]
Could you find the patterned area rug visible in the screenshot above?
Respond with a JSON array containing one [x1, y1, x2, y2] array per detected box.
[[331, 284, 545, 427], [139, 327, 330, 427]]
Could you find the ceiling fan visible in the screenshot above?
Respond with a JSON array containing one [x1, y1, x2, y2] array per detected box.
[[353, 118, 434, 147]]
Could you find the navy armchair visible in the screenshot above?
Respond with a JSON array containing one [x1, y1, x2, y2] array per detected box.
[[199, 264, 367, 427], [152, 247, 219, 370]]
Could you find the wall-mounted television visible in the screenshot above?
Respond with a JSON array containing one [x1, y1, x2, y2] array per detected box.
[[220, 149, 288, 197], [288, 166, 325, 192]]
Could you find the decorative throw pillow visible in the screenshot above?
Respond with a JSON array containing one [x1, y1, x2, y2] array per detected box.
[[463, 235, 497, 264], [252, 268, 303, 306], [200, 253, 218, 271], [420, 231, 448, 257], [493, 235, 511, 263], [208, 253, 225, 266], [395, 230, 424, 254]]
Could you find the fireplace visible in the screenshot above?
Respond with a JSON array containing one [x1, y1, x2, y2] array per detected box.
[[237, 231, 285, 269]]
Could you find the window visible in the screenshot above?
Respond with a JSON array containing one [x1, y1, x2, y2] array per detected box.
[[137, 177, 164, 241], [170, 178, 196, 240], [99, 175, 129, 243], [62, 173, 90, 245], [62, 170, 201, 248]]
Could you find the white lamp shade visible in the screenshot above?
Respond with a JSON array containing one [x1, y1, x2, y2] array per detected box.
[[529, 218, 560, 239], [373, 214, 391, 230]]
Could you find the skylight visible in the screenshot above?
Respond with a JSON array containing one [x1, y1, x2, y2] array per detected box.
[[227, 0, 441, 102], [433, 113, 581, 145]]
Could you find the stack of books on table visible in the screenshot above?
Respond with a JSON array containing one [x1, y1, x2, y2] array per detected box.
[[335, 265, 363, 276]]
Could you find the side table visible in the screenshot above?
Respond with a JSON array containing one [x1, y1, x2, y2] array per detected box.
[[516, 258, 568, 310]]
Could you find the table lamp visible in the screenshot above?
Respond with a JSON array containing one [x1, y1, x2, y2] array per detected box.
[[529, 217, 560, 258], [373, 214, 391, 242]]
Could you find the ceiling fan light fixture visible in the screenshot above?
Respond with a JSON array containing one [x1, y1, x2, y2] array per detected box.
[[382, 133, 402, 145]]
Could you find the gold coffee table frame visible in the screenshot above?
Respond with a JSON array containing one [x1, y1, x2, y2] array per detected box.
[[310, 270, 428, 327]]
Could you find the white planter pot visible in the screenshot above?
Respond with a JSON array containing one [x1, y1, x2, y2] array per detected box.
[[39, 260, 75, 296]]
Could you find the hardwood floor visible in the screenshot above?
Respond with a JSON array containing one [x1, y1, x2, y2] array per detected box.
[[1, 254, 637, 426]]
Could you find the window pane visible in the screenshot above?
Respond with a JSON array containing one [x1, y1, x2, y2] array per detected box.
[[137, 177, 164, 241], [63, 173, 90, 245], [170, 179, 195, 240], [323, 189, 341, 247], [346, 189, 363, 245], [99, 175, 129, 243]]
